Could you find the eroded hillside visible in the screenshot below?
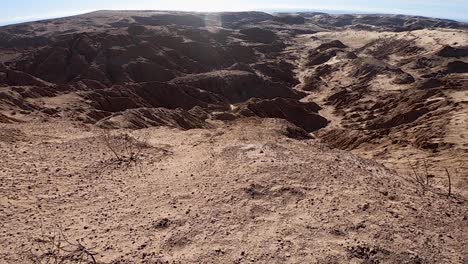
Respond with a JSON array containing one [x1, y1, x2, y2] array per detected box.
[[0, 11, 467, 263]]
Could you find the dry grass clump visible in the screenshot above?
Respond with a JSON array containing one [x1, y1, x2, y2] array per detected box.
[[101, 130, 152, 171], [24, 225, 97, 264], [407, 158, 453, 197]]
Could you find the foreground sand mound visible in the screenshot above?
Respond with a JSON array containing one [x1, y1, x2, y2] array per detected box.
[[0, 119, 465, 263]]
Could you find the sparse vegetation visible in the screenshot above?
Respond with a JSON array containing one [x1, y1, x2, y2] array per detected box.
[[445, 168, 452, 197], [24, 225, 97, 264], [101, 130, 151, 172], [407, 159, 430, 195], [407, 158, 456, 197]]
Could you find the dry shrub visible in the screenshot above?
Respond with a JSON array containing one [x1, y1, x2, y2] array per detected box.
[[101, 130, 151, 171], [407, 158, 453, 197], [407, 158, 431, 195], [24, 225, 97, 264]]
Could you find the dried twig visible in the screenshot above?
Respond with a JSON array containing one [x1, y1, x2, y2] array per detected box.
[[407, 159, 427, 195], [444, 168, 452, 197], [423, 159, 430, 185], [25, 224, 97, 263]]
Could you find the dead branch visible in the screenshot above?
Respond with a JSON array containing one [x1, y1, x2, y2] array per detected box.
[[407, 159, 427, 195], [25, 224, 97, 264], [445, 168, 452, 197]]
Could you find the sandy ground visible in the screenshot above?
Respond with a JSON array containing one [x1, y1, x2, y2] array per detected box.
[[0, 118, 467, 263]]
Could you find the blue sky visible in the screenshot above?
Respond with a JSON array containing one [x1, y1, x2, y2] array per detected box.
[[1, 0, 467, 25]]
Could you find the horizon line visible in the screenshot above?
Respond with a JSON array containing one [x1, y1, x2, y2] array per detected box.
[[0, 8, 467, 27]]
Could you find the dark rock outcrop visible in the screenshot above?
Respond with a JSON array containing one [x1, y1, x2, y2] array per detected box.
[[316, 40, 347, 50], [435, 46, 468, 58], [445, 61, 468, 73], [170, 70, 304, 103], [235, 98, 328, 132]]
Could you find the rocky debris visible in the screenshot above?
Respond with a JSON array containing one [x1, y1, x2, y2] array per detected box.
[[235, 98, 328, 132]]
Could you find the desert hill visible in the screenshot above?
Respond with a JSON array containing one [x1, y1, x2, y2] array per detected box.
[[0, 11, 467, 263]]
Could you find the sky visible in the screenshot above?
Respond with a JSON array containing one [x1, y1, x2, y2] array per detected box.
[[1, 0, 467, 26]]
